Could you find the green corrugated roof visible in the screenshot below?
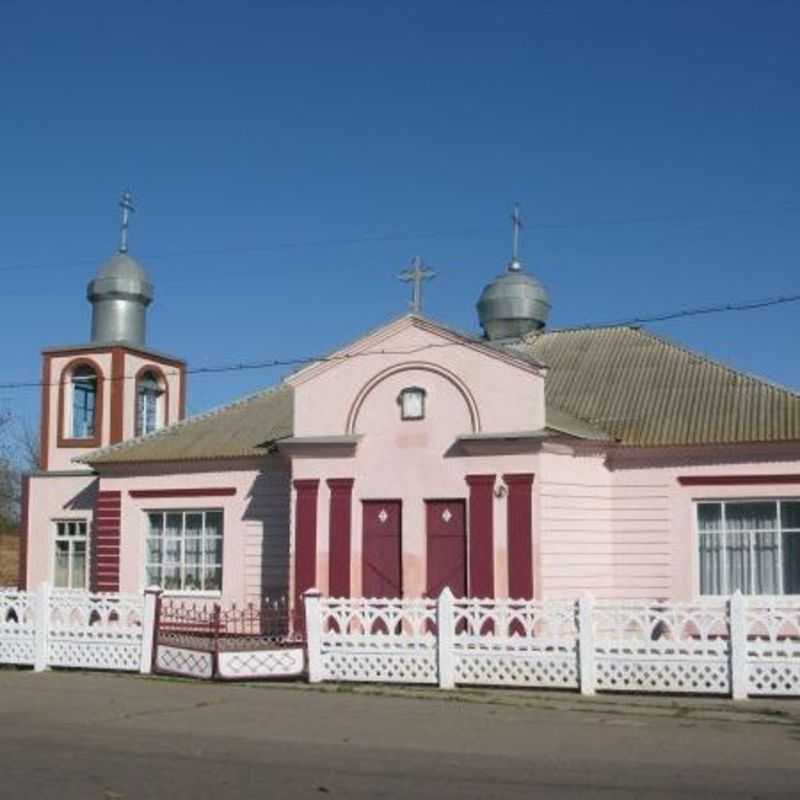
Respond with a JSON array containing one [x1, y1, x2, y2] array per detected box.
[[81, 385, 293, 465], [80, 323, 800, 465], [524, 326, 800, 447]]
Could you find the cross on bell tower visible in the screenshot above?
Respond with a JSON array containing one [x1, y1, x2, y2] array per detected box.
[[398, 256, 436, 314], [118, 190, 135, 254]]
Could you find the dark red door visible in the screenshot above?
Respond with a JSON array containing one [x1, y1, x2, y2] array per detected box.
[[362, 501, 402, 598], [426, 500, 467, 598]]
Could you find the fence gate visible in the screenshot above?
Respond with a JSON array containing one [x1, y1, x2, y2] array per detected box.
[[153, 597, 307, 681]]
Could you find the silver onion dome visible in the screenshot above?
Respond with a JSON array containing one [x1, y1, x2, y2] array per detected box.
[[87, 253, 153, 345], [477, 205, 551, 340], [86, 192, 154, 346], [477, 264, 551, 340]]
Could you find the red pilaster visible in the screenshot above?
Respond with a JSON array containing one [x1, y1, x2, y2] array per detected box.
[[293, 479, 320, 609], [504, 473, 534, 600], [327, 478, 354, 598], [17, 475, 30, 590], [92, 490, 122, 592], [466, 474, 495, 598]]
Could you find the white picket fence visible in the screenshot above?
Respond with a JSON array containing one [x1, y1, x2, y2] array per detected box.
[[303, 590, 800, 699], [0, 584, 157, 673]]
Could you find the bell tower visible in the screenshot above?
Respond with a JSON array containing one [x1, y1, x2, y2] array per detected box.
[[39, 192, 187, 471]]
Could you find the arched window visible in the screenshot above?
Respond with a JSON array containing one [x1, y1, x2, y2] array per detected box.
[[71, 366, 98, 439], [136, 370, 164, 436]]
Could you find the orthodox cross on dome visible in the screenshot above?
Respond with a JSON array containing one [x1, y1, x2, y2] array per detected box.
[[398, 256, 436, 314], [118, 190, 135, 254], [509, 203, 523, 272]]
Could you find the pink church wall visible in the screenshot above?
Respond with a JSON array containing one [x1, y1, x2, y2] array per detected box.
[[23, 458, 290, 607], [96, 457, 290, 606], [26, 316, 800, 606], [288, 319, 548, 600], [289, 317, 546, 437], [608, 443, 800, 601], [286, 318, 800, 602], [25, 472, 98, 589]]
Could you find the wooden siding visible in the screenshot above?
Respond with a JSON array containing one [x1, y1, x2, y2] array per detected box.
[[538, 479, 671, 599], [242, 470, 290, 605]]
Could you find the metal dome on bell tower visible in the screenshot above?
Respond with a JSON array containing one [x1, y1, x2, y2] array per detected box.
[[476, 204, 551, 340], [86, 191, 154, 346]]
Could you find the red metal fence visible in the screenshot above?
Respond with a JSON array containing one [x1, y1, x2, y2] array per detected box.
[[153, 596, 307, 679]]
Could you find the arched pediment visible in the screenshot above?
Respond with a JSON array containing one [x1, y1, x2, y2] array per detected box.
[[345, 361, 481, 435]]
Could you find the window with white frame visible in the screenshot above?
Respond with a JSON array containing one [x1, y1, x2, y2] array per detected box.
[[54, 520, 88, 589], [145, 510, 223, 592], [136, 370, 164, 436], [697, 500, 800, 595], [71, 365, 97, 438]]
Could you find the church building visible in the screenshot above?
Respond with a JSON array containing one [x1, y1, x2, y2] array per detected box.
[[19, 197, 800, 608]]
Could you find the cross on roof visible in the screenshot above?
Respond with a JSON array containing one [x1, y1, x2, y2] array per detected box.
[[398, 256, 436, 314], [509, 203, 523, 271], [118, 190, 135, 254]]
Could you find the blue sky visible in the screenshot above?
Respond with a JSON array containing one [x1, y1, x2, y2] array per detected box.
[[1, 1, 798, 429]]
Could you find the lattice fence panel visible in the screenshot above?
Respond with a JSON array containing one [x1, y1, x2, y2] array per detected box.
[[746, 599, 800, 696], [452, 598, 579, 688], [0, 589, 35, 665], [321, 650, 438, 684], [47, 590, 144, 672], [319, 598, 438, 684], [593, 600, 730, 695]]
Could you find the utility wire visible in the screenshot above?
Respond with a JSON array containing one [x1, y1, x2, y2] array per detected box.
[[576, 292, 800, 329], [1, 203, 799, 275], [1, 291, 799, 392]]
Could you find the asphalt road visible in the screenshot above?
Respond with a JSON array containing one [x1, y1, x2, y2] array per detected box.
[[1, 671, 799, 799]]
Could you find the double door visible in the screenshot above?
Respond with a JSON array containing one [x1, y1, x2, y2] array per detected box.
[[361, 499, 466, 598]]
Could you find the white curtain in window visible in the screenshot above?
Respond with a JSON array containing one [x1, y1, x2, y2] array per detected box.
[[699, 502, 783, 595], [698, 504, 723, 594]]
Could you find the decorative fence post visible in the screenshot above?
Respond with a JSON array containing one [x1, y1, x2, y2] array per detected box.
[[437, 588, 456, 689], [729, 590, 748, 700], [303, 589, 323, 684], [33, 581, 51, 673], [577, 593, 595, 696], [139, 588, 161, 675]]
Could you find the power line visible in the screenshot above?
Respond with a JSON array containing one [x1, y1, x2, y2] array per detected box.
[[0, 341, 462, 391], [1, 291, 799, 392], [2, 203, 799, 275], [576, 292, 800, 329]]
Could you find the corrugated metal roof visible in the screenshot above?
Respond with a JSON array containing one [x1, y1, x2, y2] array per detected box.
[[524, 326, 800, 447], [80, 323, 800, 465], [80, 385, 293, 465]]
